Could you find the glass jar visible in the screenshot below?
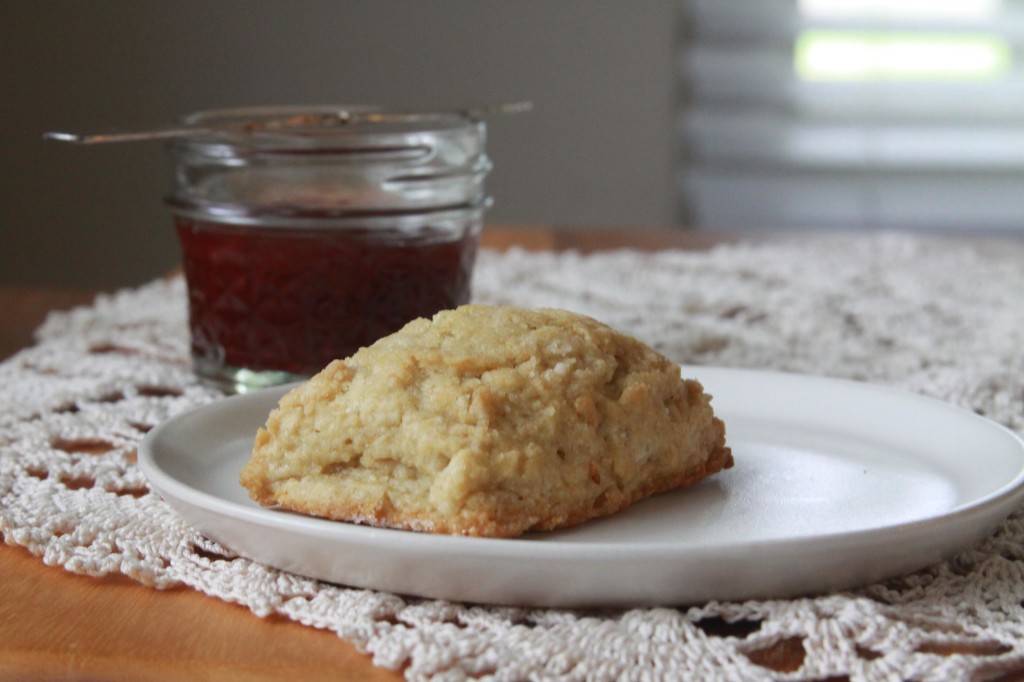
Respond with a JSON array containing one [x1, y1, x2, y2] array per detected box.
[[165, 106, 491, 393]]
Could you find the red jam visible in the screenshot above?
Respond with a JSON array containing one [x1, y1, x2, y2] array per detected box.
[[175, 217, 478, 376]]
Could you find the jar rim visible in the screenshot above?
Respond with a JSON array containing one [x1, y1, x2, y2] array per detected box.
[[169, 104, 485, 155]]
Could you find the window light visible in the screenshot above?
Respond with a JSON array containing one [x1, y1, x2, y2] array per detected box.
[[798, 0, 1001, 21], [795, 31, 1012, 81]]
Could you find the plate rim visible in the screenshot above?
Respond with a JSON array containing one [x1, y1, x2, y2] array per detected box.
[[138, 366, 1024, 601]]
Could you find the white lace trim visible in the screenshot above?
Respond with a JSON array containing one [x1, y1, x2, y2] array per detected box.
[[3, 233, 1023, 681]]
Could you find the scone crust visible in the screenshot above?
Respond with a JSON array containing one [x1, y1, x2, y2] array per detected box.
[[240, 305, 732, 537]]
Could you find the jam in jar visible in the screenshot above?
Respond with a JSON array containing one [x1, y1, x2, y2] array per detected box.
[[166, 106, 491, 392]]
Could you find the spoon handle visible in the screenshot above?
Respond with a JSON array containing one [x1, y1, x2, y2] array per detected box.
[[43, 126, 214, 145], [43, 101, 532, 145]]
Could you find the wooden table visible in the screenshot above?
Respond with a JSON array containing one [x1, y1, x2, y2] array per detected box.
[[1, 225, 1019, 681]]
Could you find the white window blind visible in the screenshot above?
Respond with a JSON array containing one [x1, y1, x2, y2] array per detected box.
[[678, 0, 1024, 232]]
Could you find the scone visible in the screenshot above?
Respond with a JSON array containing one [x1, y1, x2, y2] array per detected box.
[[240, 305, 732, 537]]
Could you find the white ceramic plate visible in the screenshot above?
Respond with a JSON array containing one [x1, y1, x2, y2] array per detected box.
[[139, 367, 1024, 607]]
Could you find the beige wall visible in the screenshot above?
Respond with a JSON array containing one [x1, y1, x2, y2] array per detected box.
[[2, 1, 681, 289]]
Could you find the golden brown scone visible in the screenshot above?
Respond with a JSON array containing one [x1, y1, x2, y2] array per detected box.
[[240, 305, 732, 537]]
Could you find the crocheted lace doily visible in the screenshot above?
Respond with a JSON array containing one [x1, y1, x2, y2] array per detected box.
[[2, 233, 1023, 681]]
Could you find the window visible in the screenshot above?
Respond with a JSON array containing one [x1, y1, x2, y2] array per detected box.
[[678, 0, 1024, 232]]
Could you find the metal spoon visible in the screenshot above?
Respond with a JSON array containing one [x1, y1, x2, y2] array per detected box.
[[43, 101, 533, 145]]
